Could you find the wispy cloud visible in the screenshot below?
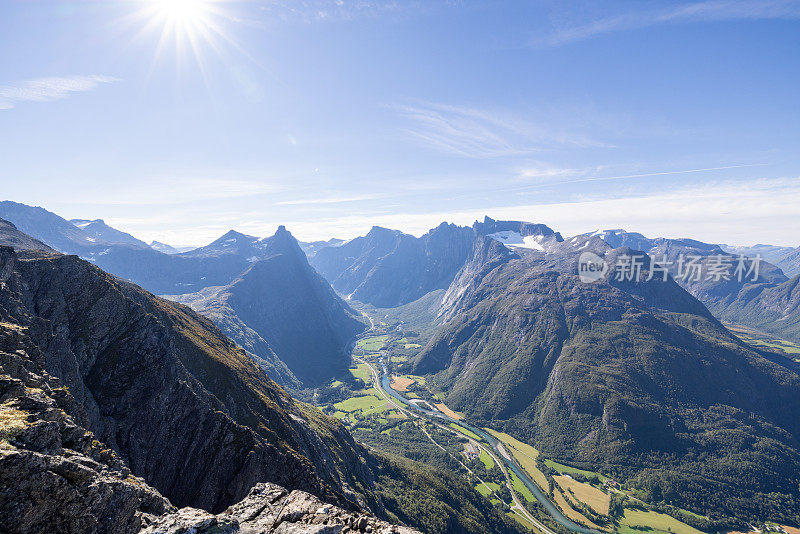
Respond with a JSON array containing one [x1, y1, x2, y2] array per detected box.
[[391, 101, 608, 158], [509, 163, 768, 191], [537, 0, 800, 47], [274, 193, 386, 206], [0, 75, 120, 110]]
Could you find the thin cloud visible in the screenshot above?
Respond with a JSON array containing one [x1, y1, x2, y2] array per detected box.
[[0, 75, 120, 110], [274, 193, 387, 206], [392, 101, 608, 158], [537, 0, 800, 47], [508, 163, 769, 191]]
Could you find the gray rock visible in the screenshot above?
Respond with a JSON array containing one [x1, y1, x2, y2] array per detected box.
[[143, 483, 419, 534]]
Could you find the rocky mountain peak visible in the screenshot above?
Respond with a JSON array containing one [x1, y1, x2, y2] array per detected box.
[[473, 216, 563, 242], [259, 225, 306, 261], [218, 229, 255, 242]]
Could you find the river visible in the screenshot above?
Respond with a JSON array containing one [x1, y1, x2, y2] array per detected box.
[[379, 373, 603, 534]]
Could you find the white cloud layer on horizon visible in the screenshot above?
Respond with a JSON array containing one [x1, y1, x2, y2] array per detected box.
[[538, 0, 800, 47], [0, 75, 119, 110], [99, 176, 800, 248], [269, 177, 800, 247]]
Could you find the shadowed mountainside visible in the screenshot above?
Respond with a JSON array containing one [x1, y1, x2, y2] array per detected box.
[[169, 226, 366, 388], [413, 238, 800, 522]]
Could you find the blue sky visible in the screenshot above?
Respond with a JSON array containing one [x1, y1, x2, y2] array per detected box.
[[1, 0, 799, 246]]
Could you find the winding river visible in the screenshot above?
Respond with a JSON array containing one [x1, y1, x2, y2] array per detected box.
[[379, 373, 603, 534]]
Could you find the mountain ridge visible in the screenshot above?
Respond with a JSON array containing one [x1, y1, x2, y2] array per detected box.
[[410, 241, 800, 521], [169, 226, 366, 388]]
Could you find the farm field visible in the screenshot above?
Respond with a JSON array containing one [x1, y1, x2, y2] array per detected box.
[[449, 422, 482, 441], [485, 429, 549, 491], [618, 509, 703, 534], [476, 481, 501, 496], [725, 323, 800, 356], [509, 472, 534, 502], [349, 363, 372, 381], [356, 335, 388, 351], [544, 459, 607, 482], [433, 402, 462, 420], [554, 475, 610, 515], [479, 449, 495, 470], [552, 488, 603, 530], [390, 375, 415, 391], [334, 394, 385, 413]]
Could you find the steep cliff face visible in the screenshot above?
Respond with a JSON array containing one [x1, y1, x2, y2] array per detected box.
[[169, 227, 366, 388], [310, 218, 567, 308], [0, 246, 374, 514], [310, 223, 476, 308], [0, 332, 173, 534]]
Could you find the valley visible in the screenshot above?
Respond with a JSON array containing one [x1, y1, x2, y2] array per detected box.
[[723, 323, 800, 363], [4, 2, 798, 531], [2, 208, 799, 534], [314, 313, 719, 534]]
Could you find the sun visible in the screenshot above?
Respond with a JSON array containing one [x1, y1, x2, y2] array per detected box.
[[148, 0, 212, 26], [132, 0, 235, 75]]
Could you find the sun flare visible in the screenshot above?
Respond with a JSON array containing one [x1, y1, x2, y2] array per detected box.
[[149, 0, 212, 25], [133, 0, 234, 74]]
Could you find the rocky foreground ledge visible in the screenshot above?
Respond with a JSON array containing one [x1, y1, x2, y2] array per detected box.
[[0, 247, 418, 534], [0, 343, 419, 534], [0, 323, 420, 534], [142, 483, 419, 534]]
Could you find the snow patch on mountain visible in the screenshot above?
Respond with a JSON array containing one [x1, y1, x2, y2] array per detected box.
[[487, 230, 545, 251]]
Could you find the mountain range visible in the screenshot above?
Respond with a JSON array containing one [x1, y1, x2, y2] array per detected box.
[[0, 203, 367, 392], [0, 223, 522, 534], [578, 229, 800, 344], [309, 217, 563, 308], [0, 201, 275, 295], [722, 243, 800, 278], [2, 200, 799, 530]]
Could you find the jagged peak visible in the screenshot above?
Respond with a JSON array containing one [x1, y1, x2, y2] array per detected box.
[[367, 225, 401, 235], [201, 229, 259, 248], [220, 229, 254, 240], [259, 225, 306, 260]]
